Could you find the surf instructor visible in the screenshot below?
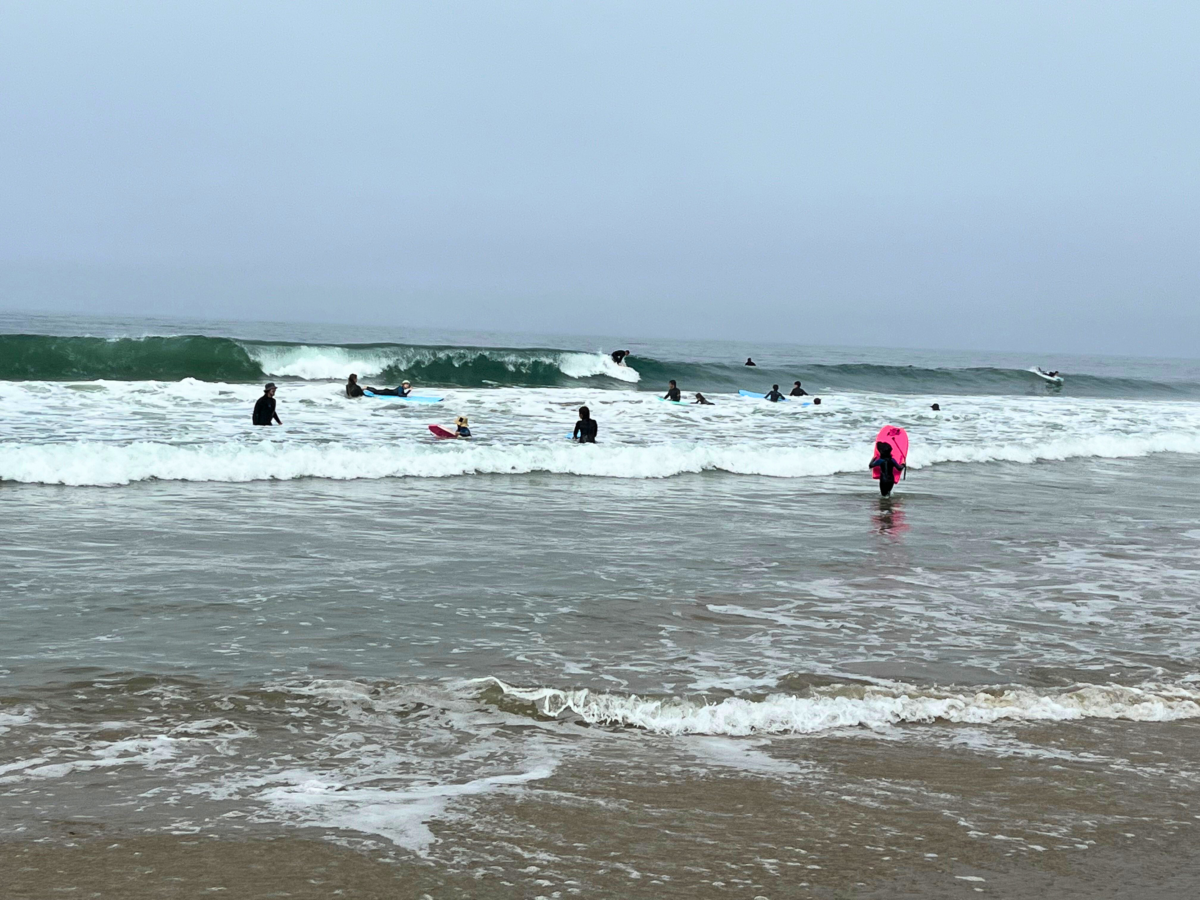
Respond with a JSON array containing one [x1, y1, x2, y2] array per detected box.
[[252, 383, 282, 426]]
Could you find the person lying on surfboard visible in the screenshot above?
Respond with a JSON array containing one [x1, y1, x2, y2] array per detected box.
[[693, 393, 713, 405], [454, 416, 471, 438], [664, 380, 681, 402], [869, 442, 905, 497], [764, 385, 785, 402], [365, 379, 412, 397]]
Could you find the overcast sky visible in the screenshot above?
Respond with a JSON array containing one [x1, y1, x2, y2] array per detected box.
[[1, 1, 1197, 354]]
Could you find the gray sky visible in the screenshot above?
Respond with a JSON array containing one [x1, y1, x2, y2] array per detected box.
[[1, 1, 1197, 355]]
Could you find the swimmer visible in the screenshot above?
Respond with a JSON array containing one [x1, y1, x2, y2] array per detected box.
[[813, 397, 822, 405], [345, 374, 364, 398], [573, 406, 598, 443], [664, 380, 682, 402], [252, 383, 282, 426], [931, 403, 940, 411], [764, 384, 785, 402], [789, 381, 808, 397], [869, 441, 905, 497], [693, 392, 714, 405]]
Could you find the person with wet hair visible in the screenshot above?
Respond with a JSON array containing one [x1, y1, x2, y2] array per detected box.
[[573, 406, 598, 443], [869, 441, 905, 497], [345, 374, 364, 398], [693, 392, 714, 405], [790, 381, 808, 397], [252, 383, 282, 426], [664, 380, 682, 402], [366, 379, 411, 397], [931, 403, 940, 411], [764, 384, 785, 402]]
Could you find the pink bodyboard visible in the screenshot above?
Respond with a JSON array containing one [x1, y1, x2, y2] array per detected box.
[[428, 425, 457, 440], [871, 425, 908, 480]]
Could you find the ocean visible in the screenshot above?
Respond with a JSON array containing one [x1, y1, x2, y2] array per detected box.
[[2, 311, 1199, 898]]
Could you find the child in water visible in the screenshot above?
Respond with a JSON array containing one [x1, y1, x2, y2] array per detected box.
[[454, 416, 471, 438], [573, 406, 598, 443], [869, 441, 905, 497]]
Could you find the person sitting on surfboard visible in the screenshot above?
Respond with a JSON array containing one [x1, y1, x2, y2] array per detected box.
[[365, 379, 412, 397], [744, 358, 756, 366], [454, 416, 471, 438], [764, 384, 785, 402], [869, 442, 905, 497], [573, 406, 598, 443], [789, 381, 808, 397], [693, 393, 713, 405], [664, 380, 681, 402], [345, 374, 364, 398]]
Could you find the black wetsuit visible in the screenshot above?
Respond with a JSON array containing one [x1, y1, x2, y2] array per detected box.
[[870, 456, 904, 496], [346, 382, 364, 398], [456, 426, 471, 438], [252, 395, 279, 426], [765, 389, 784, 402], [611, 351, 628, 364], [789, 386, 808, 397], [664, 387, 681, 401], [573, 418, 598, 443]]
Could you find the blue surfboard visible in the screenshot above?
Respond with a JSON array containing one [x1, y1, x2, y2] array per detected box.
[[363, 391, 443, 403], [738, 390, 787, 401]]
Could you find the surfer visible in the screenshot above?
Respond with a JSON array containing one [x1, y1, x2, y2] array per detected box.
[[693, 392, 713, 405], [813, 397, 821, 405], [611, 350, 630, 366], [869, 442, 905, 497], [573, 406, 598, 443], [252, 383, 282, 426], [744, 358, 757, 366], [366, 380, 411, 397], [764, 384, 785, 402], [789, 381, 808, 397], [664, 380, 682, 402], [931, 403, 940, 411], [345, 374, 364, 398], [454, 416, 471, 438]]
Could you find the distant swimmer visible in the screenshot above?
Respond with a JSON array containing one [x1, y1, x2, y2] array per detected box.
[[454, 415, 471, 438], [789, 381, 808, 397], [573, 406, 598, 443], [611, 350, 631, 366], [252, 383, 282, 426], [744, 357, 757, 366], [664, 380, 682, 402], [813, 397, 822, 405], [366, 379, 411, 397], [345, 374, 364, 398], [693, 392, 714, 405], [931, 403, 940, 411], [764, 384, 785, 402], [869, 441, 905, 497]]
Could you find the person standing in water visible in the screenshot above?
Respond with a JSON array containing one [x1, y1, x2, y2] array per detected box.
[[789, 381, 808, 397], [764, 384, 785, 402], [573, 406, 598, 443], [252, 383, 282, 426], [664, 380, 681, 401], [345, 374, 364, 398], [869, 441, 905, 497]]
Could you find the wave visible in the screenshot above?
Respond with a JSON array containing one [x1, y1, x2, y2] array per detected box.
[[2, 333, 1197, 398], [481, 678, 1200, 736], [4, 431, 1199, 485]]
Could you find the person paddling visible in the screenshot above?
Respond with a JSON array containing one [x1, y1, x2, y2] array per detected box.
[[573, 406, 598, 443], [869, 441, 905, 497], [252, 383, 282, 426]]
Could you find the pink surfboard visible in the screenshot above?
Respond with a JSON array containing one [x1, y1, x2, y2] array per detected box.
[[871, 425, 908, 480], [428, 425, 457, 440]]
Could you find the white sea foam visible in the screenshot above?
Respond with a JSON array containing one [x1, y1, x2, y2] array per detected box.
[[485, 679, 1200, 736]]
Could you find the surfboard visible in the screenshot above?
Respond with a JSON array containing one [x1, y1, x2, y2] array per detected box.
[[428, 425, 457, 439], [871, 425, 909, 481], [739, 390, 788, 402], [363, 391, 444, 403], [1029, 367, 1064, 384]]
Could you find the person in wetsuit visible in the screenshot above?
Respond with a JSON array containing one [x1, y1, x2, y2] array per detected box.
[[869, 441, 905, 497], [664, 380, 681, 401], [365, 380, 411, 397], [744, 357, 757, 366], [454, 416, 471, 438], [790, 381, 808, 397], [693, 392, 713, 405], [764, 384, 785, 402], [611, 350, 630, 365], [573, 406, 598, 443], [252, 383, 282, 426], [346, 374, 364, 398]]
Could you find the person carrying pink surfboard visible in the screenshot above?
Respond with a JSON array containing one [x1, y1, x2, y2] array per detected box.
[[869, 440, 906, 497]]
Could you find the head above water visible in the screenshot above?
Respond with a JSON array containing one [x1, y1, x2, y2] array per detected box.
[[931, 403, 940, 411], [772, 384, 779, 390], [794, 381, 801, 387], [876, 441, 893, 457], [579, 406, 591, 419], [813, 397, 821, 405]]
